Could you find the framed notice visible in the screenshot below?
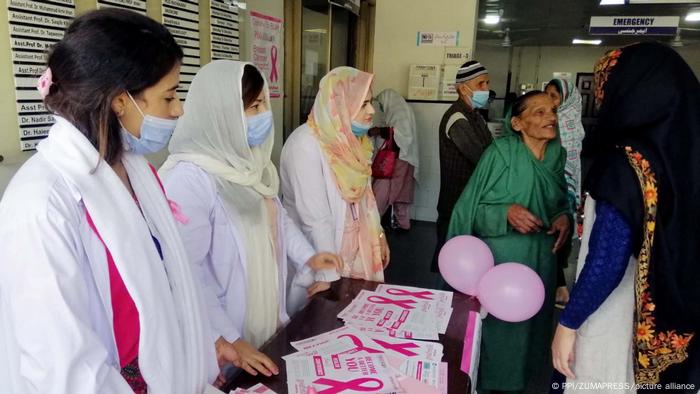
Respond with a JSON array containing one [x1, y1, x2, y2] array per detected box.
[[6, 0, 75, 151], [249, 11, 282, 98], [417, 31, 460, 47], [210, 0, 240, 61], [97, 0, 146, 15], [162, 0, 200, 97]]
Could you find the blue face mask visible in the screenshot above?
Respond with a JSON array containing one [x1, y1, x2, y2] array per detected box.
[[351, 120, 371, 138], [471, 89, 490, 109], [246, 110, 273, 147], [120, 92, 178, 154]]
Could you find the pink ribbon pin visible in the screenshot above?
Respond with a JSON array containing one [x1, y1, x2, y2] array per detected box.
[[168, 199, 190, 224], [367, 295, 416, 310], [269, 45, 279, 82], [338, 334, 382, 354], [373, 338, 420, 357], [385, 288, 435, 300], [312, 377, 384, 394]]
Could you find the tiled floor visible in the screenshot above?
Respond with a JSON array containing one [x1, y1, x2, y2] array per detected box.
[[383, 219, 580, 394]]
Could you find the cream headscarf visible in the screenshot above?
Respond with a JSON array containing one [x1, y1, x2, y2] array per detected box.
[[161, 60, 279, 347], [308, 67, 384, 281]]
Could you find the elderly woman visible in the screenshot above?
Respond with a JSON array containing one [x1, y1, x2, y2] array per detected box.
[[545, 78, 586, 306], [552, 42, 699, 393], [448, 91, 570, 393], [369, 88, 420, 231]]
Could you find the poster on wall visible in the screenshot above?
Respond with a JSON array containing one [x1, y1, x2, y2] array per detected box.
[[249, 11, 282, 98], [162, 0, 200, 96], [97, 0, 146, 15], [417, 31, 460, 47], [6, 0, 76, 151], [210, 0, 240, 61]]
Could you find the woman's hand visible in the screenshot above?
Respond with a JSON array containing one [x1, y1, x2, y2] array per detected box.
[[555, 286, 570, 306], [379, 233, 390, 268], [307, 281, 331, 297], [548, 214, 571, 253], [215, 337, 279, 377], [307, 252, 343, 273], [552, 324, 577, 380], [507, 204, 543, 234]]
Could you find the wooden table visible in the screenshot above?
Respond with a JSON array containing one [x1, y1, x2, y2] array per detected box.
[[222, 278, 478, 393]]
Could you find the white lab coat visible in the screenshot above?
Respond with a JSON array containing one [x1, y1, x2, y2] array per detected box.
[[163, 161, 317, 341], [0, 156, 132, 393], [0, 118, 218, 393], [279, 123, 351, 283]]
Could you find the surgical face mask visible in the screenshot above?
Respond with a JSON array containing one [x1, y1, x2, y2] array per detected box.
[[120, 92, 178, 154], [246, 110, 273, 147], [351, 120, 371, 138], [469, 88, 490, 109]]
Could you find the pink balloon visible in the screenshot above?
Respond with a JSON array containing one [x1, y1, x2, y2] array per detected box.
[[438, 235, 494, 295], [476, 263, 545, 323]]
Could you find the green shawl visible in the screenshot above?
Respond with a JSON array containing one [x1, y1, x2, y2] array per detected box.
[[446, 133, 568, 390], [447, 134, 568, 240]]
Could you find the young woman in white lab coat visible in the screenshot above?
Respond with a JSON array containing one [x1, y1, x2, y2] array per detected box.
[[160, 61, 342, 379], [0, 9, 219, 394], [280, 67, 390, 285]]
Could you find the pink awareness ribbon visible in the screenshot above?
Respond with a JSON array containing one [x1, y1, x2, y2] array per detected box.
[[372, 338, 420, 357], [337, 334, 383, 354], [367, 295, 416, 310], [269, 45, 279, 82], [168, 199, 190, 224], [312, 377, 384, 394], [385, 288, 435, 300]]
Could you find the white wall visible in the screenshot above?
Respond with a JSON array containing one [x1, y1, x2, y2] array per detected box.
[[371, 0, 479, 96], [371, 0, 479, 222]]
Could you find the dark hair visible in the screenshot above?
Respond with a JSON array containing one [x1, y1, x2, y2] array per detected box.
[[545, 79, 561, 95], [508, 90, 547, 134], [44, 8, 183, 165], [242, 65, 265, 109]]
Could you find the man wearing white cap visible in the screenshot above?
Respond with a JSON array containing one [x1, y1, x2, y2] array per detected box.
[[432, 60, 493, 275]]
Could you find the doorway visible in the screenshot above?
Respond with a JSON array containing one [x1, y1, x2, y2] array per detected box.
[[285, 0, 372, 138]]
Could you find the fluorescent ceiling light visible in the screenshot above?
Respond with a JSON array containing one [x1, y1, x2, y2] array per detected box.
[[573, 38, 602, 45], [305, 28, 328, 34], [686, 9, 700, 22], [484, 15, 500, 25], [600, 0, 625, 4]]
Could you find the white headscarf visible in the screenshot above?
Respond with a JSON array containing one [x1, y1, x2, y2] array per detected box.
[[372, 89, 420, 181], [161, 60, 280, 347]]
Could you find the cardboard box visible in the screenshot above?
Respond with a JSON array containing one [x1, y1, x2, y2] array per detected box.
[[440, 82, 458, 101], [440, 64, 460, 83], [409, 75, 440, 89], [443, 46, 470, 65], [460, 310, 482, 394], [409, 64, 441, 78], [408, 86, 439, 101]]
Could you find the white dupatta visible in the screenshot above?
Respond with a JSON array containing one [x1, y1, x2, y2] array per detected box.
[[160, 60, 281, 347], [38, 117, 217, 393]]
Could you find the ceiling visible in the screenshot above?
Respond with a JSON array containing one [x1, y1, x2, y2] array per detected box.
[[476, 0, 700, 47]]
